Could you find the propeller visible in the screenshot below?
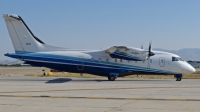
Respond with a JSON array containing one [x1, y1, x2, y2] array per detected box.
[[147, 42, 155, 69], [148, 42, 155, 57]]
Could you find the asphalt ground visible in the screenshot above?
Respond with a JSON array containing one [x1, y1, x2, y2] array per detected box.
[[0, 75, 200, 112]]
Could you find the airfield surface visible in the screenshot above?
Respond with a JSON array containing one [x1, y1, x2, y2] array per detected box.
[[0, 67, 200, 112]]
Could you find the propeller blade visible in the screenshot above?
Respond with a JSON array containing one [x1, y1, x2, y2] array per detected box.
[[148, 41, 155, 57], [149, 42, 151, 52], [147, 41, 154, 69]]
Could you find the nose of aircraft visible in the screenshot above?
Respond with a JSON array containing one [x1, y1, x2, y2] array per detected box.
[[186, 64, 196, 73]]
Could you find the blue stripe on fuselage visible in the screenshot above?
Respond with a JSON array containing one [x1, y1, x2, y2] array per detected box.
[[5, 52, 175, 75]]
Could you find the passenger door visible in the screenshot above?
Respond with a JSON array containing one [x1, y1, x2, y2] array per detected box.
[[159, 57, 165, 67]]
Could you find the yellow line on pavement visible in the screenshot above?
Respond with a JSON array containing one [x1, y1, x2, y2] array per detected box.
[[0, 86, 200, 94], [0, 95, 199, 102]]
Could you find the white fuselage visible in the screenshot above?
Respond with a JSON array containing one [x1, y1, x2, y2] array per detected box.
[[7, 49, 194, 76], [3, 14, 196, 79]]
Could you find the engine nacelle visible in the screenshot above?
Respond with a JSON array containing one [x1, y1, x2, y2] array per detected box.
[[106, 46, 148, 61]]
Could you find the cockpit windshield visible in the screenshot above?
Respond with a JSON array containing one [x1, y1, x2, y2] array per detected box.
[[172, 57, 184, 61]]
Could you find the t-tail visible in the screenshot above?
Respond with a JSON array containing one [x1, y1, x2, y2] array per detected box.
[[3, 14, 66, 53]]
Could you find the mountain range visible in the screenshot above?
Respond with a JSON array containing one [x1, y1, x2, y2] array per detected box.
[[153, 48, 200, 61]]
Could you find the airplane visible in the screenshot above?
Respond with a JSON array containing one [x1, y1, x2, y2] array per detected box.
[[2, 14, 196, 81]]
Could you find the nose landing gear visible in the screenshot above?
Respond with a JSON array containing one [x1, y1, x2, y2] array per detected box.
[[174, 74, 182, 81]]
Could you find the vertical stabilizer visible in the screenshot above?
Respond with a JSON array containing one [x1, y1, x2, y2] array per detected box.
[[3, 14, 66, 53]]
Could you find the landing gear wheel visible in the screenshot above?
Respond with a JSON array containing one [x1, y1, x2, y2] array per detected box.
[[174, 74, 182, 81], [108, 75, 116, 81], [176, 77, 182, 81]]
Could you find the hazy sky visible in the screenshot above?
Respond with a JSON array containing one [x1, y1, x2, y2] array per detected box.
[[1, 0, 200, 60]]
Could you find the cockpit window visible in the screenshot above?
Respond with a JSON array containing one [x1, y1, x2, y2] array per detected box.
[[177, 57, 184, 61], [172, 57, 184, 61], [172, 57, 178, 61]]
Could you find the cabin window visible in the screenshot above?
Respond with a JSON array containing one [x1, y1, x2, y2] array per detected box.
[[106, 58, 109, 62], [115, 59, 117, 62], [120, 59, 123, 63], [98, 58, 101, 62]]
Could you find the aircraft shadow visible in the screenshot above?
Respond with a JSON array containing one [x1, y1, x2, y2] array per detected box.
[[45, 78, 72, 83], [45, 78, 107, 83], [45, 78, 170, 83]]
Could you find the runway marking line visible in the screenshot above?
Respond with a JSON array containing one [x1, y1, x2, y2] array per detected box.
[[86, 97, 107, 99], [130, 98, 146, 100], [1, 86, 200, 94], [49, 96, 68, 99], [0, 95, 199, 102], [165, 98, 187, 101]]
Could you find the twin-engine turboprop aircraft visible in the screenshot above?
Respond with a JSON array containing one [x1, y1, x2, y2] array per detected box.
[[3, 14, 196, 81]]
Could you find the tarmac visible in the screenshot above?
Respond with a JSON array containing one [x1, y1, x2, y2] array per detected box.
[[0, 75, 200, 112]]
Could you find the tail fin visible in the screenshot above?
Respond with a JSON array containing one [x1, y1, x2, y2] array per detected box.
[[3, 14, 65, 53]]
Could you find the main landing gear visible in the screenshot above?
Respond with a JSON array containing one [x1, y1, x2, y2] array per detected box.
[[174, 74, 182, 81], [108, 73, 119, 81], [108, 75, 116, 81]]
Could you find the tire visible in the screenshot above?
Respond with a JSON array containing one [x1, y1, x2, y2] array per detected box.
[[108, 75, 116, 81], [176, 78, 181, 81]]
